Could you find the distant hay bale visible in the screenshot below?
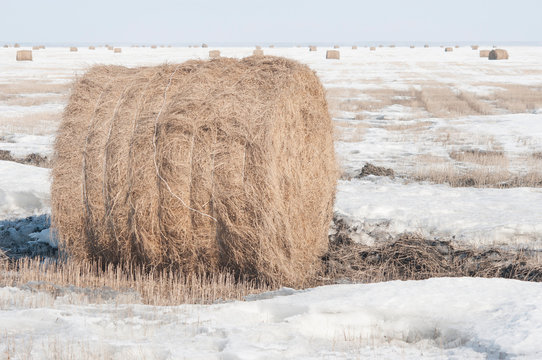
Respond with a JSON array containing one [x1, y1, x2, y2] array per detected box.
[[326, 50, 340, 59], [333, 45, 339, 49], [209, 50, 220, 58], [107, 46, 114, 51], [479, 50, 490, 58], [114, 48, 122, 53], [352, 45, 358, 49], [14, 43, 20, 48], [489, 49, 509, 60], [424, 44, 429, 48], [445, 47, 453, 52], [269, 45, 274, 48], [309, 46, 317, 51], [202, 43, 208, 48], [389, 44, 395, 48], [70, 47, 78, 52], [471, 45, 479, 50], [32, 46, 40, 50], [3, 44, 8, 48], [253, 49, 264, 56], [151, 45, 157, 49], [39, 45, 45, 49], [370, 46, 376, 51], [89, 46, 96, 50], [378, 44, 383, 48], [410, 45, 415, 48], [255, 45, 261, 50], [16, 50, 32, 61], [168, 45, 172, 48], [52, 57, 337, 287], [455, 45, 459, 48], [160, 45, 165, 48]]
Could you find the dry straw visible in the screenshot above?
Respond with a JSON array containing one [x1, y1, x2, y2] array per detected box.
[[309, 46, 317, 51], [114, 48, 122, 53], [52, 56, 337, 287], [479, 49, 490, 58], [445, 47, 453, 52], [209, 50, 220, 58], [16, 50, 32, 61], [326, 50, 340, 59], [489, 49, 509, 60], [253, 49, 264, 56]]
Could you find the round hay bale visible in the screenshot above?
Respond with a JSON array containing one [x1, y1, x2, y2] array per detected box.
[[39, 45, 45, 49], [389, 44, 395, 48], [209, 50, 220, 58], [253, 49, 264, 56], [370, 46, 376, 51], [89, 46, 96, 50], [51, 56, 337, 287], [326, 50, 340, 59], [269, 45, 274, 48], [424, 44, 429, 48], [32, 46, 40, 50], [114, 48, 122, 53], [352, 45, 358, 50], [16, 50, 32, 61], [471, 45, 479, 50], [455, 45, 459, 48], [14, 43, 20, 48], [255, 45, 261, 50], [3, 44, 8, 48], [489, 49, 509, 60], [479, 49, 490, 58], [107, 46, 114, 51], [309, 45, 317, 51], [151, 45, 157, 49], [70, 47, 78, 52], [333, 45, 339, 49], [445, 47, 453, 52], [410, 45, 415, 48], [202, 43, 208, 48]]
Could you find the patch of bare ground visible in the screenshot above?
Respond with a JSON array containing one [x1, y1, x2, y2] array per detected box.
[[322, 216, 542, 284], [0, 150, 51, 168]]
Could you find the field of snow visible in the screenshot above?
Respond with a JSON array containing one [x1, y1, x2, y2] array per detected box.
[[1, 45, 542, 357]]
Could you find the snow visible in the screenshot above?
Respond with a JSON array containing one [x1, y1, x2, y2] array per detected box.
[[1, 277, 541, 358], [0, 134, 55, 157], [0, 160, 50, 219], [336, 178, 542, 249]]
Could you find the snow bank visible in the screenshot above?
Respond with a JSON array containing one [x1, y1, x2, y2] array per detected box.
[[335, 178, 542, 249], [0, 277, 541, 358], [0, 160, 50, 219]]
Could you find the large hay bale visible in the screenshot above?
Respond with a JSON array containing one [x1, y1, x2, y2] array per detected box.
[[89, 46, 96, 50], [52, 57, 337, 287], [16, 50, 32, 61], [489, 49, 509, 60], [309, 45, 317, 51], [70, 47, 78, 52], [326, 50, 340, 59], [445, 47, 453, 52], [209, 50, 220, 58], [114, 48, 122, 53], [479, 49, 490, 58], [471, 45, 479, 50], [253, 49, 264, 56]]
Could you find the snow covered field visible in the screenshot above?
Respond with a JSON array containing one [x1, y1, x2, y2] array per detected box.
[[1, 277, 542, 359], [1, 45, 542, 357]]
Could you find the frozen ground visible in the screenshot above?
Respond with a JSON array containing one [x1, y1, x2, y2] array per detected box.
[[1, 277, 542, 359], [1, 45, 542, 358]]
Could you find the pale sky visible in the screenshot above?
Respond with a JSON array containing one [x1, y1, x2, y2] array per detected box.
[[2, 0, 541, 45]]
